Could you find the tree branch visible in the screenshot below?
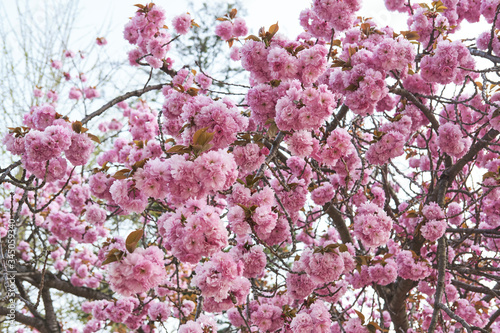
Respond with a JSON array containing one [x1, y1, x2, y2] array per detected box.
[[41, 289, 60, 333], [0, 306, 49, 333], [428, 237, 447, 333], [469, 48, 500, 63], [390, 88, 440, 131], [81, 83, 167, 125], [323, 203, 353, 244], [16, 265, 112, 301]]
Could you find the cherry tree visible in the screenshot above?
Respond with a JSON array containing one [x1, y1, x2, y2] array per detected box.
[[2, 1, 500, 332]]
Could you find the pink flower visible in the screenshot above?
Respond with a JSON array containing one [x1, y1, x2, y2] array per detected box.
[[437, 122, 470, 158], [194, 73, 212, 90], [33, 87, 44, 98], [96, 37, 107, 46], [69, 87, 82, 100], [109, 179, 148, 214], [232, 17, 248, 37], [51, 59, 62, 69], [233, 143, 266, 174], [353, 203, 393, 248], [311, 183, 335, 206], [65, 132, 95, 166], [421, 220, 447, 242], [287, 130, 314, 157], [215, 21, 233, 41], [158, 200, 228, 263], [172, 13, 192, 35], [396, 250, 432, 281], [84, 87, 100, 99], [107, 246, 166, 297]]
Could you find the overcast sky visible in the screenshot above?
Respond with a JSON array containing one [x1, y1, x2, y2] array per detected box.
[[68, 0, 408, 58], [10, 0, 490, 67]]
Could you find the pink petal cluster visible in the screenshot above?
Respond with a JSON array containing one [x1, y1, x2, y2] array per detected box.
[[109, 179, 148, 214], [421, 219, 447, 242], [311, 183, 335, 206], [396, 250, 432, 281], [250, 303, 284, 332], [162, 90, 248, 150], [107, 246, 166, 297], [194, 72, 212, 90], [366, 131, 405, 165], [420, 40, 478, 85], [158, 199, 228, 263], [437, 122, 471, 158], [135, 149, 237, 204], [245, 82, 289, 126], [329, 64, 388, 116], [373, 37, 415, 71], [230, 244, 267, 278], [275, 80, 335, 131], [295, 247, 346, 284], [172, 13, 192, 35], [299, 8, 334, 39], [312, 0, 362, 31], [353, 203, 393, 248], [286, 130, 314, 157], [215, 17, 248, 41], [192, 252, 250, 312], [65, 132, 95, 166], [124, 4, 170, 68], [290, 300, 332, 333], [321, 128, 356, 166], [368, 258, 398, 285], [233, 143, 266, 174]]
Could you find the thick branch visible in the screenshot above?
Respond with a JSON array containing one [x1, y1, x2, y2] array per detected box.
[[0, 161, 22, 185], [41, 289, 60, 333], [469, 48, 500, 63], [452, 280, 500, 298], [428, 237, 447, 333], [0, 306, 49, 333], [436, 303, 473, 333], [446, 129, 499, 181], [323, 203, 353, 244], [81, 83, 167, 125], [386, 279, 417, 332], [16, 265, 112, 301], [390, 88, 440, 131], [323, 104, 349, 139]]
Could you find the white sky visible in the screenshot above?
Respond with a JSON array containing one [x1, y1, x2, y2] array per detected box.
[[68, 0, 409, 59], [13, 0, 491, 69]]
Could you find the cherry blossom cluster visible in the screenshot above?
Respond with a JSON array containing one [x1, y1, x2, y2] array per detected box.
[[312, 0, 362, 31], [215, 17, 248, 41], [4, 1, 500, 333], [162, 82, 248, 149], [124, 3, 171, 68], [192, 252, 250, 312], [106, 245, 166, 297], [420, 40, 478, 85], [133, 148, 238, 205], [158, 199, 228, 263]]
